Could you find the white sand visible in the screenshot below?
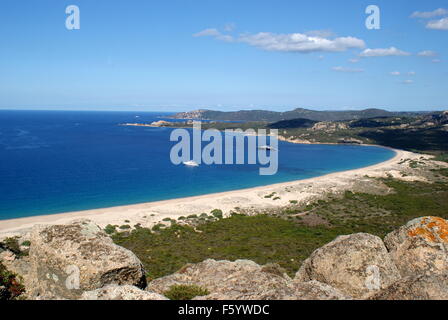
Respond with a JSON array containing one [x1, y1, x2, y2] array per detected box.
[[0, 148, 436, 237]]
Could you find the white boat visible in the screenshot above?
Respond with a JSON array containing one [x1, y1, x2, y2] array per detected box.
[[258, 145, 277, 151], [183, 160, 199, 167]]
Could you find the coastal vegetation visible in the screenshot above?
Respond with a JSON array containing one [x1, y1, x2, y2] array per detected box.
[[112, 172, 448, 281], [0, 262, 24, 300], [0, 237, 28, 257], [170, 108, 416, 122], [163, 284, 210, 300], [137, 109, 448, 159]]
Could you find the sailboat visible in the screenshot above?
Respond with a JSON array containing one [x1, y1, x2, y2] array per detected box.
[[183, 160, 199, 167]]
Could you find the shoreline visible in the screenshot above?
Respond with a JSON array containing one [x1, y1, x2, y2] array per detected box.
[[1, 146, 429, 237]]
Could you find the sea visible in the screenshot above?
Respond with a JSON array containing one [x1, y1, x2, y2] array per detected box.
[[0, 110, 396, 220]]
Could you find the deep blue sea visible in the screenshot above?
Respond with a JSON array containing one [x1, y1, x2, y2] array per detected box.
[[0, 110, 396, 220]]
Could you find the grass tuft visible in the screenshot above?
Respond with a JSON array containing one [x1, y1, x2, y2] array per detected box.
[[163, 284, 210, 300]]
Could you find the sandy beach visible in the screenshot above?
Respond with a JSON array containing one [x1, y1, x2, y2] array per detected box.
[[0, 147, 439, 238]]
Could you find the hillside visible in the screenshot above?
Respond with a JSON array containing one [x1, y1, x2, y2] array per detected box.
[[144, 111, 448, 157], [267, 118, 318, 129], [271, 112, 448, 155], [171, 108, 421, 122]]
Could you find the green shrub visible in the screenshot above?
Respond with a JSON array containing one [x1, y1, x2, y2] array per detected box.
[[119, 224, 131, 230], [112, 215, 341, 279], [152, 223, 165, 231], [434, 153, 448, 163], [104, 224, 117, 234], [163, 284, 209, 300], [210, 209, 223, 218], [264, 192, 276, 199], [20, 241, 31, 247], [0, 262, 25, 300], [1, 237, 21, 255]]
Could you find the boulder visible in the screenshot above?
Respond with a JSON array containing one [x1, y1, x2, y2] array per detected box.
[[295, 233, 401, 299], [81, 285, 168, 300], [28, 220, 146, 299], [384, 216, 448, 277], [194, 279, 350, 300], [148, 259, 296, 300], [369, 273, 448, 300], [292, 280, 350, 300], [148, 259, 348, 300]]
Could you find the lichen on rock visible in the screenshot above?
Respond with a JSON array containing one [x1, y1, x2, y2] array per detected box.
[[384, 216, 448, 277]]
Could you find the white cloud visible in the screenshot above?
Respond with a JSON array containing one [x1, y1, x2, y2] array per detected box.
[[426, 17, 448, 30], [390, 71, 401, 76], [402, 80, 414, 84], [193, 28, 221, 37], [194, 29, 366, 53], [411, 8, 448, 19], [407, 71, 416, 76], [348, 58, 359, 63], [432, 59, 442, 63], [193, 28, 234, 42], [359, 47, 411, 57], [332, 66, 364, 73], [216, 34, 234, 42], [237, 32, 365, 53], [417, 50, 437, 57]]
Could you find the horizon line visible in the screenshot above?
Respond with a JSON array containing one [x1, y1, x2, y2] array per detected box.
[[0, 106, 446, 113]]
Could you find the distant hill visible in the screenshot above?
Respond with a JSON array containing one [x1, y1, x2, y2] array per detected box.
[[348, 117, 416, 128], [171, 108, 420, 122], [420, 111, 448, 126], [267, 118, 318, 129]]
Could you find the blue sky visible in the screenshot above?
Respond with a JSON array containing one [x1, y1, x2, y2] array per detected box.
[[0, 0, 447, 112]]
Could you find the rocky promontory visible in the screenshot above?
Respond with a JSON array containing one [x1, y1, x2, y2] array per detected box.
[[1, 216, 448, 300]]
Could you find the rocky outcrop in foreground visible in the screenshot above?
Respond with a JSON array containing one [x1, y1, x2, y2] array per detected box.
[[27, 220, 147, 299], [81, 285, 168, 300], [147, 259, 348, 300], [295, 233, 401, 299], [2, 216, 448, 300], [368, 273, 448, 300]]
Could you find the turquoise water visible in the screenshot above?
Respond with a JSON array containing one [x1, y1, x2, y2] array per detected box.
[[0, 110, 396, 220]]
